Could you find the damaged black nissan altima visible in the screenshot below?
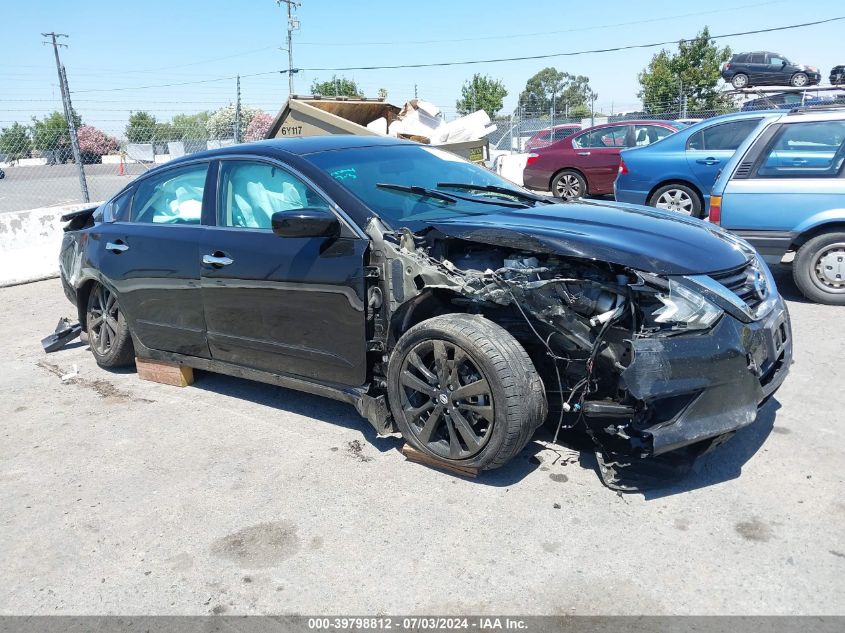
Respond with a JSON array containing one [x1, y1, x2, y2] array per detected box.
[[59, 136, 792, 488]]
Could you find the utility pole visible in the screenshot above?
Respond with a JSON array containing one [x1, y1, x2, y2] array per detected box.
[[43, 32, 89, 202], [414, 84, 418, 99], [551, 90, 556, 132], [234, 75, 241, 142], [278, 0, 300, 96]]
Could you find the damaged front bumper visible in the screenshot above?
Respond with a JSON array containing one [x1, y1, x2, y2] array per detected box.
[[619, 297, 791, 456]]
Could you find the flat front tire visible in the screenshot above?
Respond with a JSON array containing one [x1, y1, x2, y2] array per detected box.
[[793, 232, 845, 305], [387, 314, 547, 471], [86, 282, 135, 367]]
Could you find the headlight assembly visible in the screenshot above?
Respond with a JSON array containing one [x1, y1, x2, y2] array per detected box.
[[653, 279, 723, 330]]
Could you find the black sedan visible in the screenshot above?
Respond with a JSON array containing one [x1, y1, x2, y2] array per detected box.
[[59, 136, 792, 488]]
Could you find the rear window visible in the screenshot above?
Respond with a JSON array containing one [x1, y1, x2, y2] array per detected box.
[[754, 120, 845, 178], [688, 119, 761, 151]]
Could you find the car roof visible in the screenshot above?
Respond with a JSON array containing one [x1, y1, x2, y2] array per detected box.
[[782, 107, 845, 122]]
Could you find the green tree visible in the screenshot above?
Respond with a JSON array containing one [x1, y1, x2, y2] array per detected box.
[[310, 75, 362, 97], [125, 111, 158, 143], [456, 74, 508, 117], [0, 122, 32, 160], [518, 68, 596, 117], [31, 111, 81, 151], [171, 111, 210, 140], [638, 27, 733, 115]]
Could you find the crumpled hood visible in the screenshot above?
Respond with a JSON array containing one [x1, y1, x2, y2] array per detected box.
[[430, 199, 750, 275]]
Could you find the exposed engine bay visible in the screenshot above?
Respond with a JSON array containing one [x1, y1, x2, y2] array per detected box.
[[361, 218, 791, 490]]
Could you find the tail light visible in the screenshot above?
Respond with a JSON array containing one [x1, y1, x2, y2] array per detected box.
[[708, 196, 722, 224], [526, 153, 539, 166], [618, 158, 628, 175], [723, 62, 731, 70]]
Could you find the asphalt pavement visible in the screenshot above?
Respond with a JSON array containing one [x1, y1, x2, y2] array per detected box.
[[0, 268, 843, 615], [0, 163, 150, 213]]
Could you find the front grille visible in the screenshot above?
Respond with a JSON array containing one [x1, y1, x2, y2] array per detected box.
[[710, 261, 764, 312]]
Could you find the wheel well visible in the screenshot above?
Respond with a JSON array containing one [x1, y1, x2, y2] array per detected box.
[[76, 280, 96, 331], [791, 222, 845, 251], [388, 289, 464, 345], [549, 167, 587, 193], [646, 180, 703, 207]]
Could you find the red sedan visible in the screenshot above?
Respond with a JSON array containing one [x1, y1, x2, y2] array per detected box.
[[522, 120, 684, 199]]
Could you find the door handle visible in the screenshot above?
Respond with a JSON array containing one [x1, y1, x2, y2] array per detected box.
[[202, 252, 234, 267], [791, 158, 808, 165], [696, 158, 721, 165], [577, 151, 592, 156], [105, 241, 128, 253]]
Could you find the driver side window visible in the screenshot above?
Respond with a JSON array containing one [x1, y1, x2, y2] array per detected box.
[[218, 160, 329, 229]]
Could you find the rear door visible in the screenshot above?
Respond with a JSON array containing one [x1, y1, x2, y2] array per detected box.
[[685, 118, 761, 196], [570, 124, 630, 193], [720, 119, 845, 261], [93, 161, 211, 358], [198, 157, 368, 386], [747, 53, 769, 84]]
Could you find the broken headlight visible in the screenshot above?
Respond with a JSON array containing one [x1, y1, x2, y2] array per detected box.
[[652, 279, 723, 330]]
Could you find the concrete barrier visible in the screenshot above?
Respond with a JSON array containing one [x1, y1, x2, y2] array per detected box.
[[0, 202, 102, 287]]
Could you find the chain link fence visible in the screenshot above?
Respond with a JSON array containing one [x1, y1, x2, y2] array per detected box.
[[0, 112, 274, 214]]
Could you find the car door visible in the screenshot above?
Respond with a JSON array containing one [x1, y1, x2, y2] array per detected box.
[[199, 157, 368, 386], [767, 54, 791, 85], [747, 53, 768, 84], [685, 118, 762, 196], [570, 125, 630, 193], [720, 119, 845, 261], [92, 161, 211, 358]]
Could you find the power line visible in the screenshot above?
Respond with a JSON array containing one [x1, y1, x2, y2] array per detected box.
[[295, 0, 788, 46], [298, 16, 845, 71], [69, 70, 280, 94]]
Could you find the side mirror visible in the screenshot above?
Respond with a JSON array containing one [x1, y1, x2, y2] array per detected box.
[[271, 208, 340, 238]]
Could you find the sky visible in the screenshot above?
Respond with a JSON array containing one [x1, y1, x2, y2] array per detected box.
[[1, 0, 843, 134]]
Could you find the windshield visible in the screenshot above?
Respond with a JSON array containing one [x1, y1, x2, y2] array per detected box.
[[304, 144, 532, 230]]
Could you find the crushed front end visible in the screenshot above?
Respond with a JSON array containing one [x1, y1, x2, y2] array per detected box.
[[362, 219, 792, 489]]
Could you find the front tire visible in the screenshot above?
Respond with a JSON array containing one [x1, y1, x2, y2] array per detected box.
[[387, 314, 547, 471], [86, 282, 135, 367], [551, 169, 586, 200], [648, 183, 702, 217], [791, 72, 809, 87], [793, 232, 845, 305], [731, 73, 749, 89]]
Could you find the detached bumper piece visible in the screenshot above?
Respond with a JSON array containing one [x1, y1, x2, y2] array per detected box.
[[41, 317, 82, 353], [590, 301, 791, 492]]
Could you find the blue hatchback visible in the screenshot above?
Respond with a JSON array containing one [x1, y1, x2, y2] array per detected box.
[[615, 111, 780, 217]]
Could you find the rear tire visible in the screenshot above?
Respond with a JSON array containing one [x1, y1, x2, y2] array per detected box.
[[387, 314, 546, 471], [793, 232, 845, 305], [790, 72, 809, 87], [731, 73, 749, 89], [648, 183, 703, 218], [86, 282, 135, 367], [551, 170, 586, 200]]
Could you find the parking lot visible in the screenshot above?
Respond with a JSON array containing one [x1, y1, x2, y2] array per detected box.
[[1, 268, 842, 616], [0, 163, 149, 214]]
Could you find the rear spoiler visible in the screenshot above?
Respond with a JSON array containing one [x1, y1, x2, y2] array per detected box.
[[61, 205, 98, 231]]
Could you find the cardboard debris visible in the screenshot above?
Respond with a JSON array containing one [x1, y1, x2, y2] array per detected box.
[[380, 98, 496, 145]]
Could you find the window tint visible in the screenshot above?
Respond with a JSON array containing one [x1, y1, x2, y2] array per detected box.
[[755, 121, 845, 178], [110, 188, 133, 222], [632, 125, 673, 147], [131, 163, 208, 224], [552, 127, 577, 141], [218, 160, 329, 229], [688, 119, 760, 151], [749, 53, 765, 64], [573, 125, 628, 148], [733, 54, 748, 63]]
